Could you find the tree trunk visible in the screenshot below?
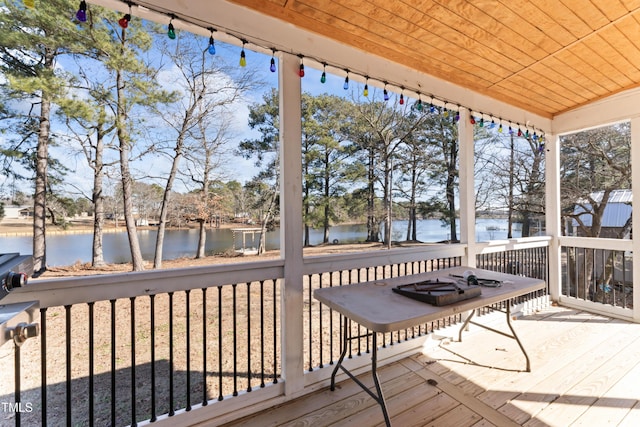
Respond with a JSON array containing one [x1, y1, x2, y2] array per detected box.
[[154, 208, 167, 268], [116, 28, 144, 271], [446, 142, 458, 242], [366, 148, 378, 242], [154, 138, 184, 268], [304, 222, 310, 247], [412, 208, 417, 241], [119, 140, 144, 270], [408, 167, 418, 241], [304, 159, 310, 247], [384, 156, 392, 249], [92, 128, 106, 267], [323, 206, 330, 243], [521, 211, 531, 237], [323, 154, 330, 243], [32, 94, 50, 276], [258, 185, 278, 255], [196, 219, 206, 258], [322, 199, 329, 244]]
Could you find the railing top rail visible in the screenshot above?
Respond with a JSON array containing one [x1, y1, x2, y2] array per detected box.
[[301, 244, 466, 276], [2, 259, 285, 308], [559, 235, 633, 251], [476, 236, 552, 254], [2, 237, 555, 309]]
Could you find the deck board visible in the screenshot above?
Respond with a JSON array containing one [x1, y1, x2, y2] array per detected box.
[[495, 319, 636, 424], [221, 306, 640, 427], [571, 362, 640, 425]]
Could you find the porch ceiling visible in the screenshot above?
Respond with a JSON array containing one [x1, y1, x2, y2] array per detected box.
[[226, 0, 640, 119]]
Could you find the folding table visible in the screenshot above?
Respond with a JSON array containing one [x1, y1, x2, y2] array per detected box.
[[313, 266, 546, 426]]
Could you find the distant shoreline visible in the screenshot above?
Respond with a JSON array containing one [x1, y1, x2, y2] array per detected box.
[[0, 217, 245, 237]]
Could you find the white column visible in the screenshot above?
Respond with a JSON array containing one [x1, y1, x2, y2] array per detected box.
[[458, 108, 476, 267], [545, 132, 562, 302], [279, 52, 305, 393], [631, 118, 640, 322]]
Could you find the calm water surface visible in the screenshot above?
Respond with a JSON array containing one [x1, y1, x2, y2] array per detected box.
[[0, 219, 521, 266]]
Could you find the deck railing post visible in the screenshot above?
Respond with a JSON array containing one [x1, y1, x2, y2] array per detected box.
[[545, 132, 562, 302], [279, 52, 305, 395], [459, 107, 477, 267], [631, 118, 640, 322]]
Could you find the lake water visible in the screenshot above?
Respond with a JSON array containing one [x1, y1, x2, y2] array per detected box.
[[0, 219, 521, 266]]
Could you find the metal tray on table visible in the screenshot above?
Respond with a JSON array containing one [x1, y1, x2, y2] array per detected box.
[[392, 278, 481, 306]]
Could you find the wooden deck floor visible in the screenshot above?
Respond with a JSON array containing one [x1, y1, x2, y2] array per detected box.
[[222, 305, 640, 426]]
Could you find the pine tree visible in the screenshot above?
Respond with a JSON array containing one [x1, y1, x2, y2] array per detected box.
[[0, 0, 97, 274]]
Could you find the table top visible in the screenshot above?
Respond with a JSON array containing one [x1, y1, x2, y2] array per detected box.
[[313, 266, 546, 332]]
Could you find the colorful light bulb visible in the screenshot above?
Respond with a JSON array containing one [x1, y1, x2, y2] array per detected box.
[[343, 74, 349, 90], [517, 128, 522, 137], [364, 83, 369, 97], [118, 14, 131, 29], [270, 57, 276, 73], [383, 88, 389, 101], [399, 93, 404, 105], [320, 71, 326, 83], [479, 118, 484, 127], [208, 36, 216, 55], [167, 20, 176, 39], [498, 124, 503, 133], [470, 117, 476, 125], [76, 1, 87, 22], [455, 111, 460, 121], [239, 47, 246, 67]]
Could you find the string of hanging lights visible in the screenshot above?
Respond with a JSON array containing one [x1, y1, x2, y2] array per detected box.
[[70, 0, 546, 149]]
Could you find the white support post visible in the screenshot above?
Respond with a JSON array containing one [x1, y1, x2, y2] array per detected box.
[[545, 132, 562, 302], [631, 118, 640, 322], [279, 52, 305, 394], [459, 108, 476, 267]]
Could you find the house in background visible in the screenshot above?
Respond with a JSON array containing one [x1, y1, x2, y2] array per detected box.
[[570, 189, 632, 239], [1, 204, 33, 219]]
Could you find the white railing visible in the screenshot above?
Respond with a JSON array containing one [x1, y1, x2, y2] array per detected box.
[[558, 236, 634, 320]]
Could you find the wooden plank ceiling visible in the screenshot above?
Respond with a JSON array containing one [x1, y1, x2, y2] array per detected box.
[[228, 0, 640, 118]]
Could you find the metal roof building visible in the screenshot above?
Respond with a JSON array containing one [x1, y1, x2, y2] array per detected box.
[[573, 189, 632, 228]]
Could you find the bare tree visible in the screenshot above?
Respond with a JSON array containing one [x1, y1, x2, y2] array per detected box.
[[184, 116, 234, 258], [152, 34, 258, 267]]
